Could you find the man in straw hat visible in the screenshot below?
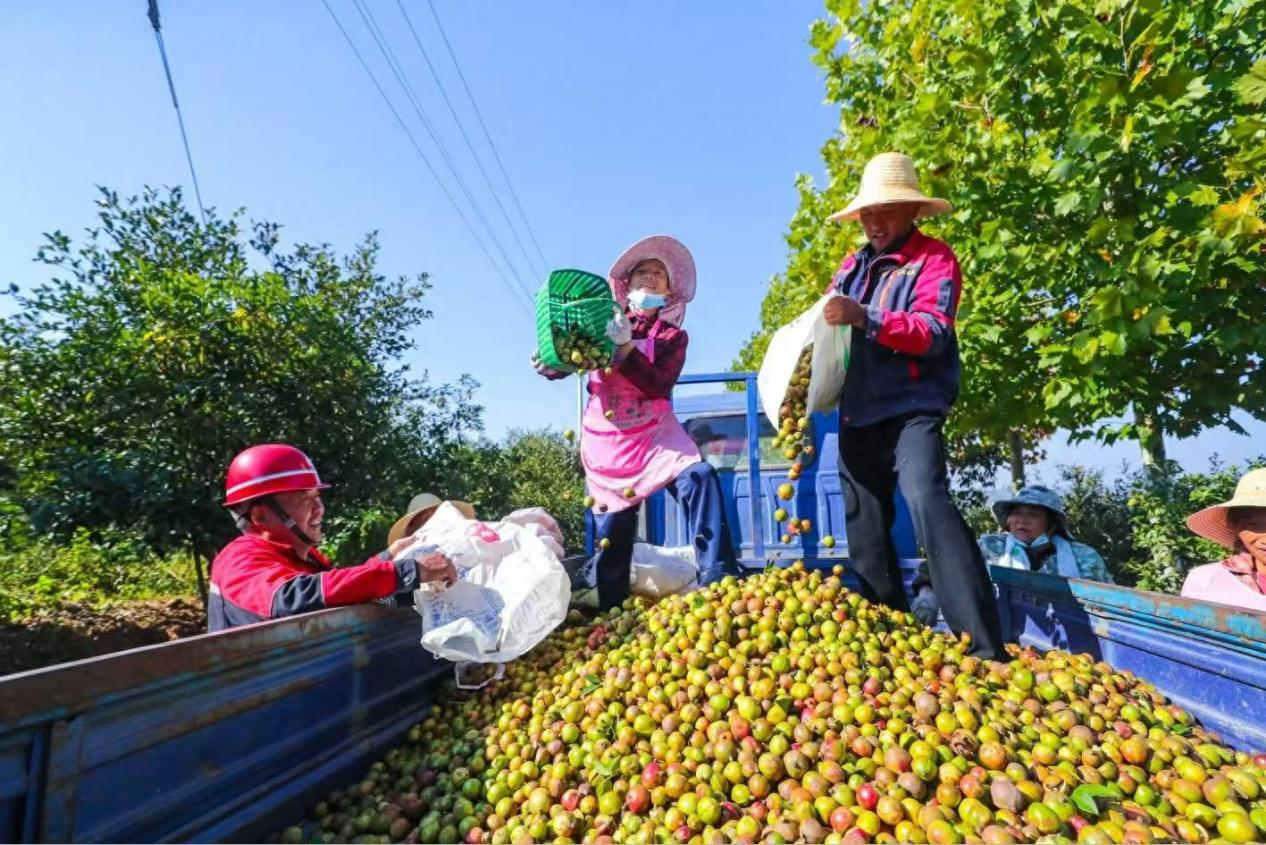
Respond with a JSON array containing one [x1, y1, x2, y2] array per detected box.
[[820, 151, 1006, 659], [1182, 467, 1266, 612], [387, 493, 476, 548]]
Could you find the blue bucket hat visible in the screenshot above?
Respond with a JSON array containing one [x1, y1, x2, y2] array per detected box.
[[992, 485, 1069, 537]]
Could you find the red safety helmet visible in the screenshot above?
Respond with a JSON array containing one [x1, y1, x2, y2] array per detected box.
[[223, 443, 330, 507]]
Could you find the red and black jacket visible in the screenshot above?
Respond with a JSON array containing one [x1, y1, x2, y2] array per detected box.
[[827, 227, 964, 428], [207, 533, 418, 632]]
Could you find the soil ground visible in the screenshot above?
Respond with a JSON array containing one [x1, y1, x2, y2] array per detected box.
[[0, 597, 204, 676]]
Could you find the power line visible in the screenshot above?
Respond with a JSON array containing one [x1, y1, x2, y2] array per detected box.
[[146, 0, 208, 225], [318, 0, 533, 315], [395, 0, 548, 281], [424, 0, 550, 273], [349, 0, 537, 303]]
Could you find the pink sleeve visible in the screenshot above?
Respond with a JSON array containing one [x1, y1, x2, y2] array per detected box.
[[870, 250, 961, 357]]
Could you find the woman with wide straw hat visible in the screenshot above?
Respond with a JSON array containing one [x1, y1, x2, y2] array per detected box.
[[817, 151, 1007, 660], [1181, 468, 1266, 612], [533, 235, 736, 610]]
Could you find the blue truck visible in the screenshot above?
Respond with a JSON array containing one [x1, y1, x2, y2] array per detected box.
[[0, 372, 1263, 842]]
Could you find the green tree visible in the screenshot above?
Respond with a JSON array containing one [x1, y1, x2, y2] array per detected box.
[[739, 0, 1266, 475], [446, 429, 586, 553], [0, 187, 483, 590]]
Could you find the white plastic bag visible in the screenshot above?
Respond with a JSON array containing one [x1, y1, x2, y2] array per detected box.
[[570, 543, 698, 604], [453, 661, 505, 690], [499, 507, 565, 558], [630, 543, 698, 597], [757, 294, 851, 428], [408, 503, 570, 663], [808, 298, 851, 414]]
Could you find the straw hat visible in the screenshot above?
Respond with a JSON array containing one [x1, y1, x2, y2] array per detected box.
[[1187, 468, 1266, 549], [387, 493, 476, 546], [827, 152, 952, 222], [608, 235, 696, 327]]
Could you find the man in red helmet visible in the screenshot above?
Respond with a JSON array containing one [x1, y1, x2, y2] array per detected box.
[[208, 443, 457, 632]]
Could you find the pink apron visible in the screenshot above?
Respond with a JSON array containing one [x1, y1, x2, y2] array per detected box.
[[581, 321, 701, 513]]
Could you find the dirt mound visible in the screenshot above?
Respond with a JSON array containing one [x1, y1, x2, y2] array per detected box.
[[0, 596, 205, 677]]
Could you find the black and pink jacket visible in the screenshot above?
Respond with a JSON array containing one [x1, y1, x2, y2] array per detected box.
[[826, 227, 963, 428]]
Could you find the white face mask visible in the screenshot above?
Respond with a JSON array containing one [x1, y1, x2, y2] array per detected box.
[[628, 289, 667, 310]]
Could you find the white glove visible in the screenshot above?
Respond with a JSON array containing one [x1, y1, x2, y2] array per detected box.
[[605, 312, 632, 345]]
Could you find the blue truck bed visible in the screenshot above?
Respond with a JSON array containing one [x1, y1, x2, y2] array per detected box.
[[0, 372, 1261, 842]]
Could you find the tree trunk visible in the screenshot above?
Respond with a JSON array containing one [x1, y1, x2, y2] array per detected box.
[[191, 542, 212, 613], [1007, 430, 1026, 492], [1137, 410, 1167, 471]]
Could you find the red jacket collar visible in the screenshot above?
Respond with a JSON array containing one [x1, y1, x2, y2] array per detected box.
[[242, 530, 331, 569], [876, 226, 929, 265]]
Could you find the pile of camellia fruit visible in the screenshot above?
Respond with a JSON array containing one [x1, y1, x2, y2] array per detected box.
[[280, 564, 1266, 845]]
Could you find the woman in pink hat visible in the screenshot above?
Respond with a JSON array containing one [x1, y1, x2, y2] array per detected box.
[[1181, 468, 1266, 613], [535, 235, 736, 609]]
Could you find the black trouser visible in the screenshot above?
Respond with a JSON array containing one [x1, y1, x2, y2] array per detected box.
[[839, 412, 1006, 660], [592, 461, 737, 611]]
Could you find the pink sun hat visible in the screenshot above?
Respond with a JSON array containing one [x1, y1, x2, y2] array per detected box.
[[608, 235, 696, 327]]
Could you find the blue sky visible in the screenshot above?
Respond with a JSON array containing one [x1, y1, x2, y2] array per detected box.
[[1, 1, 1260, 486]]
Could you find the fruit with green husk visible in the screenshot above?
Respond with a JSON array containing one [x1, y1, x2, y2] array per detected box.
[[549, 325, 612, 373], [280, 564, 1266, 845]]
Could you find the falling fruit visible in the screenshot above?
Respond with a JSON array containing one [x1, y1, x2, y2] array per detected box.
[[777, 483, 794, 500], [582, 495, 595, 508], [605, 410, 615, 420], [623, 487, 636, 499], [570, 350, 584, 365], [800, 518, 813, 532], [773, 508, 788, 522], [780, 534, 792, 544], [823, 534, 836, 548], [598, 537, 610, 549], [562, 428, 575, 442]]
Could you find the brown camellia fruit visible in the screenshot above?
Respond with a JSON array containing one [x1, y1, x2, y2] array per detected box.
[[276, 564, 1263, 845]]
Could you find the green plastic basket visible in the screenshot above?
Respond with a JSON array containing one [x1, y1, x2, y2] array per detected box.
[[535, 269, 615, 372]]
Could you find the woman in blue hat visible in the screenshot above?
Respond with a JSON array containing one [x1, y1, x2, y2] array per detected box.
[[911, 485, 1112, 626]]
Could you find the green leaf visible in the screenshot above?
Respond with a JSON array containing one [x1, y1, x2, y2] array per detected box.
[[1234, 59, 1266, 106], [1055, 192, 1082, 216], [1091, 288, 1123, 318], [1100, 331, 1126, 355], [1086, 217, 1114, 243], [1185, 76, 1211, 100], [1187, 186, 1220, 207], [1071, 784, 1123, 817], [1051, 159, 1077, 182]]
